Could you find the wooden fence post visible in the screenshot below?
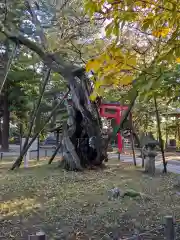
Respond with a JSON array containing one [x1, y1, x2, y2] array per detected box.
[[28, 232, 46, 240], [164, 216, 175, 240]]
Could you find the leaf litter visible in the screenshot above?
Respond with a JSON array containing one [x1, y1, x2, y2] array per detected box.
[[1, 159, 180, 239]]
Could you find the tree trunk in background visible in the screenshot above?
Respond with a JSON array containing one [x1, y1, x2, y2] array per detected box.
[[19, 122, 23, 152], [165, 114, 168, 149], [0, 40, 9, 151], [144, 113, 148, 134], [154, 95, 167, 173], [130, 129, 136, 166], [50, 95, 57, 132], [37, 135, 40, 161], [1, 84, 9, 151], [0, 120, 2, 144], [129, 117, 136, 166]]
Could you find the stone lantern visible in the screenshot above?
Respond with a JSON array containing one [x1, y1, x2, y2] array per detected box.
[[143, 136, 159, 174]]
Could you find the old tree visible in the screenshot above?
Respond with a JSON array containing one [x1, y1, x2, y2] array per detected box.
[[1, 0, 180, 171], [0, 0, 111, 170]]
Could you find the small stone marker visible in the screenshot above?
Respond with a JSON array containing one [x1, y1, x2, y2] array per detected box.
[[108, 187, 121, 200]]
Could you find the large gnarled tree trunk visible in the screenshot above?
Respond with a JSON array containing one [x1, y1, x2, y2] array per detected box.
[[58, 73, 107, 170]]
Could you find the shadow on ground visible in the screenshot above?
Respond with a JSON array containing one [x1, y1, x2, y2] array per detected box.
[[1, 159, 180, 239]]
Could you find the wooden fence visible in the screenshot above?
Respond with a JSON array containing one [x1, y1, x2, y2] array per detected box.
[[28, 216, 178, 240]]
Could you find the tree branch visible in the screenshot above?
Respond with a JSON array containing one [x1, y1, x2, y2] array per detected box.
[[110, 0, 178, 13], [25, 0, 47, 49], [22, 68, 51, 152], [0, 42, 18, 94], [3, 0, 8, 24], [0, 23, 84, 78]]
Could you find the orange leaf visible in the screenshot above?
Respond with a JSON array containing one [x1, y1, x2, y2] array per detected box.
[[176, 58, 180, 63]]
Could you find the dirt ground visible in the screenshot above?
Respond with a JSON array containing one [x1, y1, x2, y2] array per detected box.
[[1, 159, 180, 240]]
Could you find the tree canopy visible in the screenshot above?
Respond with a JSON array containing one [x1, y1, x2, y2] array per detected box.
[[84, 0, 180, 100]]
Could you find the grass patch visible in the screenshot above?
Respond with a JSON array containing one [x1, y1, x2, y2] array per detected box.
[[1, 159, 180, 239]]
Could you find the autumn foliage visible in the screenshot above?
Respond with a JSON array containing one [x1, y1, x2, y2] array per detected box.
[[84, 0, 180, 99]]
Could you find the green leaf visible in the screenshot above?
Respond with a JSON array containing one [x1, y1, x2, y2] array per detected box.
[[142, 18, 154, 30], [175, 47, 180, 57], [113, 22, 120, 38], [105, 22, 114, 37]]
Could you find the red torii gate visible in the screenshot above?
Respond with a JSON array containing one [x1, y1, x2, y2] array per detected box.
[[99, 103, 132, 153]]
